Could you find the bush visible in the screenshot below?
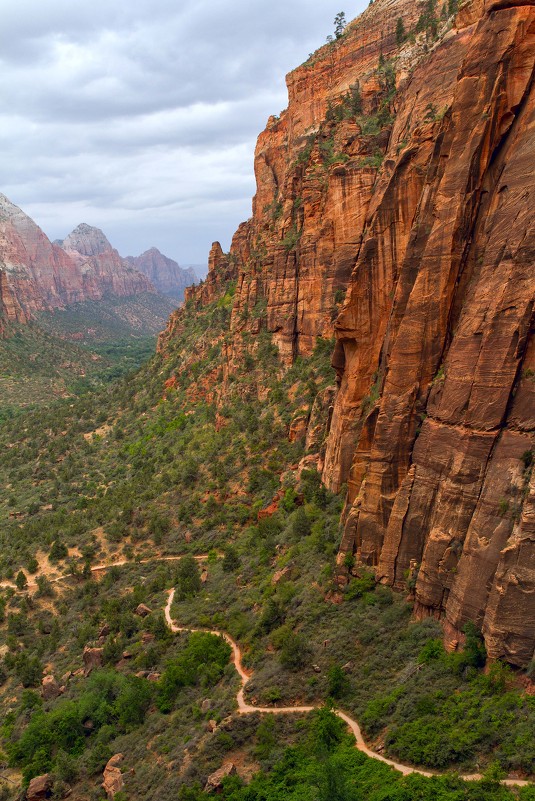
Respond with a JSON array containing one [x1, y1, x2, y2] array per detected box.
[[49, 540, 68, 562], [222, 546, 241, 573], [15, 570, 27, 590], [279, 632, 310, 671], [156, 632, 231, 713], [175, 556, 201, 601]]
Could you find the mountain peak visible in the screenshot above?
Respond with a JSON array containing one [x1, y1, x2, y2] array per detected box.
[[63, 223, 114, 257]]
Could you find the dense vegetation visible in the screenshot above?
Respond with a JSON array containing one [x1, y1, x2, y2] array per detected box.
[[0, 293, 174, 415], [0, 284, 533, 800]]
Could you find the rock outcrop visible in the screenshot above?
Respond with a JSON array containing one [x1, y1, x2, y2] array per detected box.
[[204, 762, 237, 793], [126, 247, 197, 301], [83, 646, 104, 675], [0, 199, 154, 331], [41, 674, 62, 700], [102, 754, 124, 800], [27, 774, 52, 801], [160, 0, 534, 666]]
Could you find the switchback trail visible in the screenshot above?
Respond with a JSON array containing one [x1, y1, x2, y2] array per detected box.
[[3, 553, 531, 786], [165, 587, 532, 788]]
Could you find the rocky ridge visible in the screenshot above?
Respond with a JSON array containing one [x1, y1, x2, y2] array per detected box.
[[0, 201, 154, 333], [161, 0, 535, 666], [126, 247, 197, 301]]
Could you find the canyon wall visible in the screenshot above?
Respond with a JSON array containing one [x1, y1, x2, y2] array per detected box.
[[167, 0, 534, 666], [0, 199, 154, 329]]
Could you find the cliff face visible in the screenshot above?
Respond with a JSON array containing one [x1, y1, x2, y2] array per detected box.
[[126, 247, 197, 301], [328, 0, 535, 668], [0, 202, 154, 329], [166, 0, 535, 666]]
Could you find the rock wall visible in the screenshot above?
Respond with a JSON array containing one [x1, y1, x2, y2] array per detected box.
[[164, 0, 535, 665]]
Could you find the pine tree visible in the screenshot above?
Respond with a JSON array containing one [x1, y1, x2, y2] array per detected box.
[[396, 17, 406, 44], [16, 570, 27, 590], [334, 11, 347, 39]]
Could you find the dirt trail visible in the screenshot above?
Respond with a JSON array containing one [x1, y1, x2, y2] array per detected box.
[[0, 553, 215, 592], [2, 554, 530, 787], [164, 587, 532, 788]]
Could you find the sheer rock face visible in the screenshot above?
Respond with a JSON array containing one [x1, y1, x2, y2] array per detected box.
[[0, 201, 154, 330], [326, 2, 535, 666], [173, 0, 422, 367], [126, 247, 197, 300], [162, 0, 534, 664]]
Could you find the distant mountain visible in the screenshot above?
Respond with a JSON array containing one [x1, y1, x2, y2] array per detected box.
[[0, 195, 154, 333], [126, 247, 197, 301], [183, 263, 207, 280]]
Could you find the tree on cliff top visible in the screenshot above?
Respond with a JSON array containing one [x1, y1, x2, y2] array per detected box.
[[334, 12, 346, 39]]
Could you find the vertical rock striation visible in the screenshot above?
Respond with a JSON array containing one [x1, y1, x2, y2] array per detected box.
[[140, 0, 535, 665]]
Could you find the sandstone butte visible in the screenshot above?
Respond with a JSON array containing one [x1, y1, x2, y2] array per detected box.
[[159, 0, 535, 667], [125, 247, 198, 301], [0, 200, 154, 334]]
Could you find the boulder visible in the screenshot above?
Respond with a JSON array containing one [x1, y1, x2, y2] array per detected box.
[[219, 716, 234, 731], [102, 753, 124, 800], [204, 762, 236, 793], [135, 603, 152, 618], [41, 675, 61, 700], [83, 646, 104, 676], [27, 774, 52, 801]]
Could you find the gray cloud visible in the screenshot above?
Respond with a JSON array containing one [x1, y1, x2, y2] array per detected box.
[[0, 0, 366, 263]]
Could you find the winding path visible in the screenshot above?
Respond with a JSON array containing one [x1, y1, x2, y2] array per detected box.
[[164, 587, 532, 788], [2, 552, 531, 786]]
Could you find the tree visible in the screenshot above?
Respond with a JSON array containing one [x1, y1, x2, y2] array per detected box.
[[16, 570, 27, 591], [49, 540, 68, 562], [327, 665, 349, 699], [175, 556, 201, 600], [396, 16, 406, 44], [222, 546, 240, 573], [279, 632, 310, 671], [334, 12, 346, 39]]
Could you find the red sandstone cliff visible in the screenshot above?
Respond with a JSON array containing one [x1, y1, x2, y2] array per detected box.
[[0, 200, 154, 329], [125, 247, 197, 301], [165, 0, 534, 666]]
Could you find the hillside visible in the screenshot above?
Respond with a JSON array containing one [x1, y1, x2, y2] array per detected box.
[[0, 0, 533, 798]]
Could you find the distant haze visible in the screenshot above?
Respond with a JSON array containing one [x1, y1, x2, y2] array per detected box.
[[0, 1, 367, 264]]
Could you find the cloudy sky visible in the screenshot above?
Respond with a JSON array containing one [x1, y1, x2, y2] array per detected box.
[[0, 0, 367, 268]]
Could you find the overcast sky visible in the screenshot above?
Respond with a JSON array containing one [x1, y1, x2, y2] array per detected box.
[[0, 0, 367, 267]]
